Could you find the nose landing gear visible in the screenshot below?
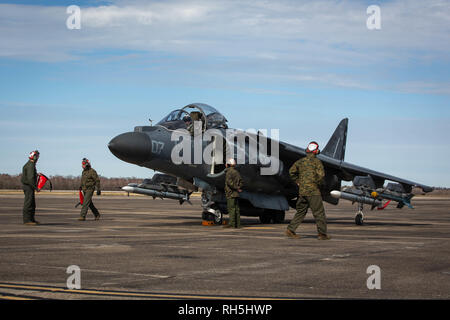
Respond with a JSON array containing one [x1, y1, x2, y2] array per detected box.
[[201, 191, 224, 225]]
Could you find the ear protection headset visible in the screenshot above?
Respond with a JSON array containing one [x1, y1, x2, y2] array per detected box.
[[307, 141, 320, 154], [29, 150, 40, 161], [226, 158, 236, 166], [82, 158, 91, 168]]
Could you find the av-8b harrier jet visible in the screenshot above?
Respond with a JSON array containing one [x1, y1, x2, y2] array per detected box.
[[108, 103, 432, 225]]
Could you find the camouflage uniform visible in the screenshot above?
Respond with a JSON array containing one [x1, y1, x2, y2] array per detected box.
[[79, 167, 101, 219], [287, 153, 328, 235], [225, 166, 243, 228], [21, 160, 37, 223]]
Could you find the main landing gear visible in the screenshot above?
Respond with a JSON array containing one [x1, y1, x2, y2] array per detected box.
[[259, 209, 285, 224]]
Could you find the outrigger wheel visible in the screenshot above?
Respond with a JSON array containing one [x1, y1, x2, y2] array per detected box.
[[355, 213, 364, 225], [355, 203, 364, 225]]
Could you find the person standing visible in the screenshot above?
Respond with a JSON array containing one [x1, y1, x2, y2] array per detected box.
[[286, 142, 331, 240], [21, 150, 40, 225], [78, 158, 101, 221], [224, 158, 243, 228]]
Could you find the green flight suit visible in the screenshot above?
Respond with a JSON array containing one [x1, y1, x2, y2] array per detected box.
[[21, 160, 37, 223], [225, 166, 243, 228], [79, 167, 101, 219], [287, 153, 328, 235]]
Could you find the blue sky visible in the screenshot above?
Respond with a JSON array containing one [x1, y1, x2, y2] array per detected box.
[[0, 0, 449, 187]]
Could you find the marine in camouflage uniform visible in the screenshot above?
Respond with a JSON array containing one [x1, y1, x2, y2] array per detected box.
[[286, 142, 330, 240], [21, 151, 40, 225], [79, 158, 101, 221], [224, 159, 243, 228]]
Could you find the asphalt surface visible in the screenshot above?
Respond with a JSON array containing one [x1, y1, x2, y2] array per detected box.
[[0, 193, 449, 300]]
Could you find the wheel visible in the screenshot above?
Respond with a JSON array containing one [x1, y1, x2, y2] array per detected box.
[[202, 210, 223, 225], [355, 213, 364, 225], [272, 211, 285, 224], [259, 214, 272, 224], [202, 211, 213, 221], [213, 210, 223, 225]]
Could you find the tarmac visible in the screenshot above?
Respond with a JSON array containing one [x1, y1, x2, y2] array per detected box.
[[0, 192, 449, 300]]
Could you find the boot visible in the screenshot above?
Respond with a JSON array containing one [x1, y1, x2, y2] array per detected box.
[[285, 229, 300, 239], [78, 217, 86, 221], [318, 233, 331, 240]]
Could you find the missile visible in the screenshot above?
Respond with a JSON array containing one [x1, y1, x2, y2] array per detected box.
[[330, 190, 382, 208], [122, 186, 191, 204]]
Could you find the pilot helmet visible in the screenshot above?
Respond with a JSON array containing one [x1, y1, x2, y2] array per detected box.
[[29, 150, 40, 161], [227, 158, 236, 166], [189, 111, 201, 121], [82, 158, 91, 169], [306, 141, 320, 154]]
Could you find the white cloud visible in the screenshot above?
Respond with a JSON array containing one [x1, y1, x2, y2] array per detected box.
[[0, 0, 449, 92]]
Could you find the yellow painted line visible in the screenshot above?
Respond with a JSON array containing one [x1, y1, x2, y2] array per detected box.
[[0, 294, 34, 300], [0, 283, 292, 300]]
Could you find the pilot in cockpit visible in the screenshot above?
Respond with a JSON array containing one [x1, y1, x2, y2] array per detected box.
[[183, 115, 191, 128], [187, 111, 203, 135], [156, 103, 228, 132]]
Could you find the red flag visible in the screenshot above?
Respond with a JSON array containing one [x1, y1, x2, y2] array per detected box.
[[37, 174, 52, 191], [79, 190, 84, 205]]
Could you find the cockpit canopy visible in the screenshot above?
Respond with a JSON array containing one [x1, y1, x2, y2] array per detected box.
[[156, 103, 228, 130]]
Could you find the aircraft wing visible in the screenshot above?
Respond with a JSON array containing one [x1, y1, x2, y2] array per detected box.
[[337, 161, 432, 193], [278, 136, 432, 194]]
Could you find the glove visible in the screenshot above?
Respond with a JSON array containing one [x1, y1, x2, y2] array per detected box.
[[97, 190, 101, 196]]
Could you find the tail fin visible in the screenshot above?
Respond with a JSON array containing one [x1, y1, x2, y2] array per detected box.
[[322, 118, 348, 161]]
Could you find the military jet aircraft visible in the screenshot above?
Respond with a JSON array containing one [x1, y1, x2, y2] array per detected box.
[[108, 103, 432, 225]]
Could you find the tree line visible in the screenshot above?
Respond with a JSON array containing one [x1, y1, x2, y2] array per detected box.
[[0, 174, 141, 191], [1, 173, 448, 194]]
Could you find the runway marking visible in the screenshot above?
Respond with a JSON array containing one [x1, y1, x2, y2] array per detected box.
[[0, 283, 294, 300], [0, 262, 172, 279], [0, 292, 36, 300]]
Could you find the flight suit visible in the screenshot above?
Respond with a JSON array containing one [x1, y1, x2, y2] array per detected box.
[[187, 120, 202, 136], [287, 153, 328, 236], [186, 123, 194, 135], [225, 166, 243, 228], [79, 167, 101, 219], [21, 160, 37, 223]]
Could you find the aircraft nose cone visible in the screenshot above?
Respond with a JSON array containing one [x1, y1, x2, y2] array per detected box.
[[108, 132, 152, 165]]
